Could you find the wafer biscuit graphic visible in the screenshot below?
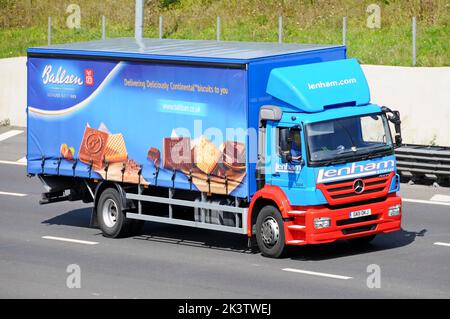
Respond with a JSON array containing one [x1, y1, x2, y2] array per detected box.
[[105, 133, 128, 163], [193, 135, 221, 175]]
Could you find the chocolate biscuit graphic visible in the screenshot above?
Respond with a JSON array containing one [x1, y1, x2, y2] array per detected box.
[[147, 147, 161, 167], [163, 137, 192, 171], [79, 127, 109, 169], [221, 141, 246, 171]]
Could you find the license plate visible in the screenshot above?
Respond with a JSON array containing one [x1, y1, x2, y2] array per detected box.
[[349, 209, 371, 219]]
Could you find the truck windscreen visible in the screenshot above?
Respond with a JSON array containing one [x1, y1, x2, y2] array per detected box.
[[305, 113, 394, 166]]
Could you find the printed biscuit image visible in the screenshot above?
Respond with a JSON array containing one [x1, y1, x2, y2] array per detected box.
[[179, 165, 247, 195], [78, 126, 109, 170], [147, 147, 161, 167], [119, 159, 142, 183], [155, 134, 246, 195], [105, 133, 128, 163], [163, 137, 192, 171], [97, 158, 149, 185], [185, 139, 247, 194], [60, 143, 74, 161], [193, 135, 221, 175], [78, 124, 149, 185], [220, 141, 246, 172]]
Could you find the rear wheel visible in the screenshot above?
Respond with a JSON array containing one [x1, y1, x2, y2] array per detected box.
[[97, 188, 134, 238], [347, 234, 376, 246], [255, 206, 287, 258]]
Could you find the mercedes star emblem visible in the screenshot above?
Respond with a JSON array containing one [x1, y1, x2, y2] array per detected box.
[[353, 179, 365, 194]]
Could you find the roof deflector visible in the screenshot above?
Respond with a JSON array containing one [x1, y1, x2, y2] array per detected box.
[[266, 58, 370, 113]]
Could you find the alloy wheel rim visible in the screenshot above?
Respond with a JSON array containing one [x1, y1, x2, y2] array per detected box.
[[261, 216, 279, 247], [102, 198, 118, 228]]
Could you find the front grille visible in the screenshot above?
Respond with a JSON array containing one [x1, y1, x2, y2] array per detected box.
[[336, 214, 379, 226], [318, 173, 393, 205], [326, 196, 387, 210], [342, 224, 376, 235], [330, 187, 384, 199], [366, 179, 386, 187]]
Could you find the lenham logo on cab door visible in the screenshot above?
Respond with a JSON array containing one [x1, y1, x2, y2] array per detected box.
[[275, 163, 301, 173]]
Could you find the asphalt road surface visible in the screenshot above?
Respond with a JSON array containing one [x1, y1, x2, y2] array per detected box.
[[1, 127, 449, 298]]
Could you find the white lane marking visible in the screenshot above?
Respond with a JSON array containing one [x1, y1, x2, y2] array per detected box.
[[0, 160, 27, 166], [434, 242, 450, 247], [403, 198, 450, 207], [42, 236, 99, 245], [282, 268, 352, 280], [0, 190, 27, 197], [17, 157, 27, 163], [430, 194, 450, 203], [0, 130, 23, 142]]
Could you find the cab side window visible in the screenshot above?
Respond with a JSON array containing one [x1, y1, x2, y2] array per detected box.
[[278, 127, 302, 162], [290, 128, 302, 161]]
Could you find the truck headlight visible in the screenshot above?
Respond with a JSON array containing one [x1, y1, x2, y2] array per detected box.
[[388, 204, 401, 216], [314, 217, 331, 229]]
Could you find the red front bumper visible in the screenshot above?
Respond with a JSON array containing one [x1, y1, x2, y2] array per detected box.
[[284, 194, 402, 245]]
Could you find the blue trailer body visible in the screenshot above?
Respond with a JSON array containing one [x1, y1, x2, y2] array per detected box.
[[26, 39, 403, 254], [27, 39, 346, 199]]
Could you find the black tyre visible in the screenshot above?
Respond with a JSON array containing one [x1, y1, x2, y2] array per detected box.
[[97, 188, 133, 238], [255, 205, 287, 258], [347, 234, 376, 246]]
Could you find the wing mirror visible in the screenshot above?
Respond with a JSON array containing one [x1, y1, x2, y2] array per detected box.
[[382, 106, 402, 148]]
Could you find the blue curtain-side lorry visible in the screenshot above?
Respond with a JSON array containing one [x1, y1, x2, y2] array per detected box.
[[27, 39, 403, 257]]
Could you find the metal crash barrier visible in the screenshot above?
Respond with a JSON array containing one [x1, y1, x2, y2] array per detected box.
[[395, 144, 450, 186]]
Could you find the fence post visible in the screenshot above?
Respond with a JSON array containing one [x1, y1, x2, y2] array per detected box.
[[278, 16, 283, 44], [412, 16, 417, 66], [342, 16, 347, 46], [159, 15, 163, 39], [216, 16, 221, 42], [47, 16, 52, 46], [102, 16, 106, 40], [134, 0, 143, 40]]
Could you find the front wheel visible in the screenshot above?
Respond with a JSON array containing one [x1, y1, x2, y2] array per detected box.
[[255, 206, 287, 258]]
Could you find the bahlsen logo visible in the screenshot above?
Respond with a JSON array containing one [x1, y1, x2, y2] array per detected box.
[[42, 65, 84, 86], [317, 157, 395, 183]]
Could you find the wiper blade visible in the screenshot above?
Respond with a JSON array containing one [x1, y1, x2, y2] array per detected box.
[[361, 146, 393, 160], [336, 149, 358, 156], [314, 146, 392, 166], [331, 159, 347, 165], [318, 158, 348, 166]]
